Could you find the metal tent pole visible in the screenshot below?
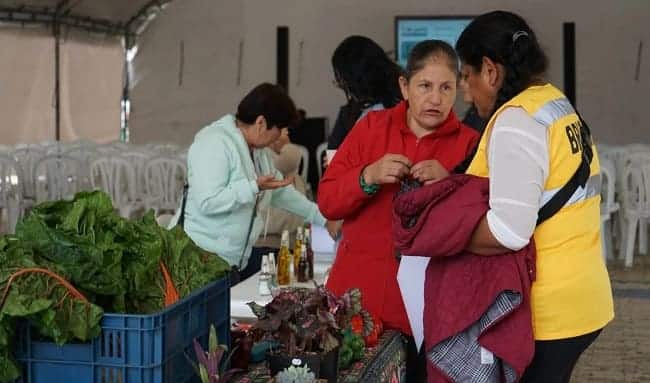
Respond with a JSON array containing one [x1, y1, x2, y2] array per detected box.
[[54, 20, 61, 141]]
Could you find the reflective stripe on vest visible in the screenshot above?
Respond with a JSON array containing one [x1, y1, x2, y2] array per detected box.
[[532, 97, 576, 126], [530, 96, 599, 210], [539, 173, 601, 208]]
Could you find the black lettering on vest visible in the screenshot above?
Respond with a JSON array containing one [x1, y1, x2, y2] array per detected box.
[[566, 125, 580, 154], [574, 123, 584, 151]]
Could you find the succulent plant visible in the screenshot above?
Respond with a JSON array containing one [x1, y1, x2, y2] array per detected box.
[[276, 365, 316, 383]]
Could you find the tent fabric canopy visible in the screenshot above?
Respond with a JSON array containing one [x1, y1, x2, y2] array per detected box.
[[0, 0, 172, 37], [0, 1, 174, 144]]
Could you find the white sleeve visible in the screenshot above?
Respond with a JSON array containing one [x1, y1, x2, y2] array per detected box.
[[486, 107, 549, 250]]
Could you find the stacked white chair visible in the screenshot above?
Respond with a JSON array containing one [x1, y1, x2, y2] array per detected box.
[[296, 144, 309, 182], [64, 145, 99, 189], [12, 146, 46, 204], [177, 147, 189, 163], [0, 141, 193, 224], [90, 156, 140, 218], [620, 151, 650, 267], [0, 155, 25, 233], [316, 142, 327, 180], [108, 140, 131, 152], [599, 157, 619, 261], [143, 156, 187, 217], [33, 154, 82, 203], [120, 150, 152, 207], [149, 143, 180, 157]]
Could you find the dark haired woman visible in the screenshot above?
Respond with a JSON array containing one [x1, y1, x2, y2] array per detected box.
[[327, 35, 404, 150], [457, 11, 613, 383], [172, 83, 338, 283], [318, 40, 479, 381]]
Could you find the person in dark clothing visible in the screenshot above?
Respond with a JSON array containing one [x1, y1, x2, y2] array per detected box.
[[328, 35, 404, 150], [461, 104, 487, 134]]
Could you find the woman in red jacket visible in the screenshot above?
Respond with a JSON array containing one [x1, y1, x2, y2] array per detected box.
[[318, 40, 479, 381]]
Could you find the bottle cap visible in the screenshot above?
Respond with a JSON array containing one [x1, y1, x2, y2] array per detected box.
[[261, 255, 269, 273]]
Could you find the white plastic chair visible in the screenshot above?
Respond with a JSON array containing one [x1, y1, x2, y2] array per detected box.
[[12, 146, 46, 201], [120, 150, 152, 205], [316, 142, 327, 180], [108, 140, 131, 152], [601, 145, 643, 248], [95, 145, 121, 155], [177, 147, 189, 162], [599, 157, 619, 261], [0, 155, 25, 234], [90, 156, 140, 218], [620, 152, 650, 267], [64, 145, 99, 190], [33, 154, 83, 203], [625, 143, 650, 154], [149, 143, 180, 156], [296, 145, 309, 182], [44, 142, 68, 155], [143, 156, 187, 216]]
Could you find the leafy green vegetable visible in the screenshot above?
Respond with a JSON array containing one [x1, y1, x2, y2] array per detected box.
[[338, 328, 365, 370], [0, 191, 231, 382]]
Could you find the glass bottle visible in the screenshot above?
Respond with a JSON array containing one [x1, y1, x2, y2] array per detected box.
[[293, 227, 303, 277], [277, 230, 291, 285], [304, 228, 314, 280], [268, 252, 277, 287], [297, 244, 308, 283], [258, 255, 272, 296]]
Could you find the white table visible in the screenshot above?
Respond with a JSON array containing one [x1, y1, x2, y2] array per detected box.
[[230, 261, 331, 321]]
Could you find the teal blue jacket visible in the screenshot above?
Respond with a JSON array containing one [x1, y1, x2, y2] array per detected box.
[[171, 114, 326, 268]]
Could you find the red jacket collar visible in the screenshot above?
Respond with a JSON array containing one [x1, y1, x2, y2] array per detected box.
[[393, 100, 461, 139]]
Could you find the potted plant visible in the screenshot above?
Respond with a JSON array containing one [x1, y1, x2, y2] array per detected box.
[[187, 324, 244, 383], [247, 285, 374, 383]]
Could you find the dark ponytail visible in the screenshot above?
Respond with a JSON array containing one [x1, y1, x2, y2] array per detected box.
[[456, 11, 548, 118], [332, 35, 404, 109], [453, 11, 548, 174]]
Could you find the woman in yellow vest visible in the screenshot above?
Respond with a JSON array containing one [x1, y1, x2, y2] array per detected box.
[[455, 11, 614, 383]]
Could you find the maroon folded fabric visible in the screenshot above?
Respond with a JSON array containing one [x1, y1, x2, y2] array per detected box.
[[393, 174, 536, 382]]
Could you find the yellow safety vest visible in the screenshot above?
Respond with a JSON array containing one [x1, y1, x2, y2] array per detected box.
[[467, 84, 614, 340]]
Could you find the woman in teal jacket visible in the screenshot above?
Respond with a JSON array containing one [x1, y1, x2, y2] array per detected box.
[[172, 83, 337, 282]]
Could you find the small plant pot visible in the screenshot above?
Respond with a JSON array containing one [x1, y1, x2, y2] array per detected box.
[[267, 347, 339, 382]]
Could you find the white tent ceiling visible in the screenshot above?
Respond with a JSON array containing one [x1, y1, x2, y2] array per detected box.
[[0, 1, 175, 143], [0, 0, 173, 38]]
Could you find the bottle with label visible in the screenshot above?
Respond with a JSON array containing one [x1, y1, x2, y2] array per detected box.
[[293, 227, 303, 277], [297, 244, 308, 283], [277, 230, 291, 285], [304, 228, 314, 280], [258, 255, 272, 296]]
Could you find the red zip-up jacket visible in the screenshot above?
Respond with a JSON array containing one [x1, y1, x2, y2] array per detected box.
[[393, 175, 536, 382], [318, 101, 478, 334]]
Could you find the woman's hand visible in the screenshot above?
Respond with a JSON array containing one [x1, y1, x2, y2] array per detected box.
[[410, 160, 449, 184], [362, 154, 412, 185], [325, 220, 342, 240], [256, 175, 294, 190]]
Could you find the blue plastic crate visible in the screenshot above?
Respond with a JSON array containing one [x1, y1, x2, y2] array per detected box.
[[14, 276, 231, 383]]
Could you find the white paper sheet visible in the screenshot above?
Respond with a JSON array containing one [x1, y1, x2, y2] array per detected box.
[[311, 224, 336, 262], [397, 255, 430, 351]]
